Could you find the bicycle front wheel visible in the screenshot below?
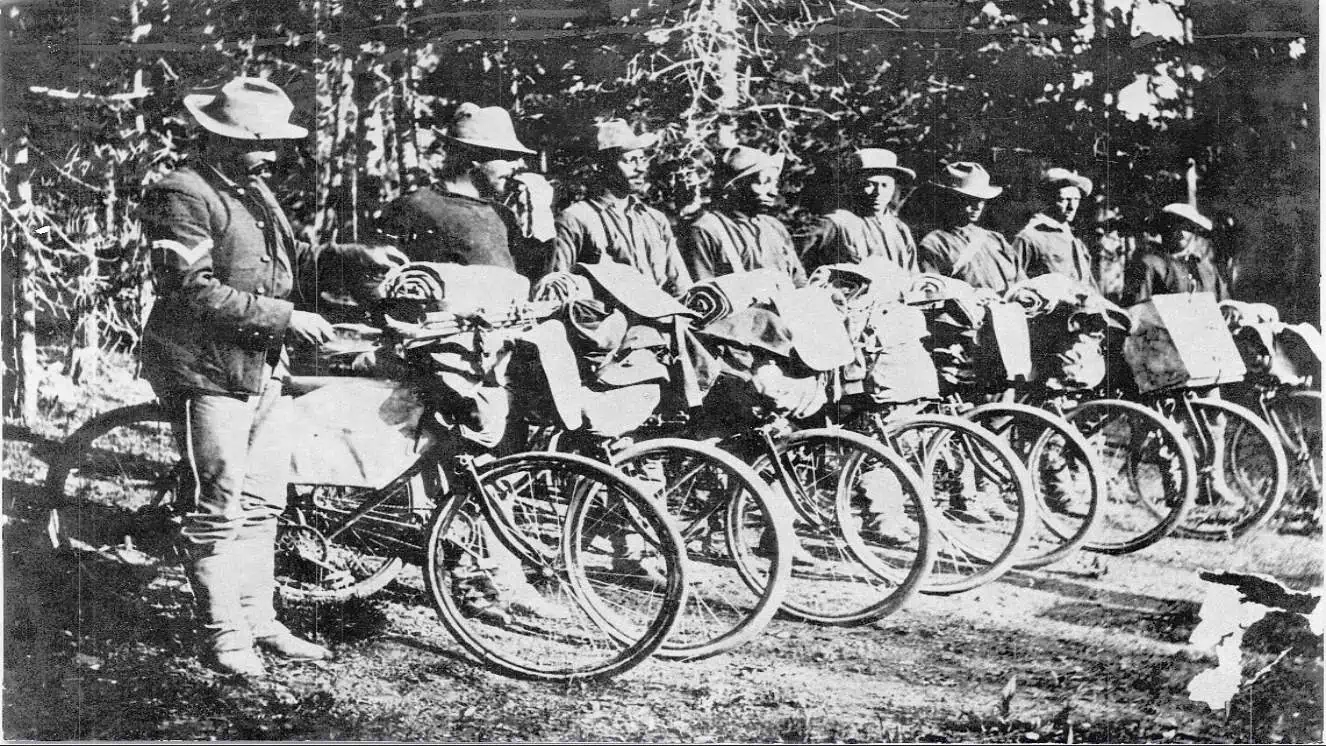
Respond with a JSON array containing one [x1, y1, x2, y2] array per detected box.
[[747, 428, 937, 626], [614, 439, 793, 660], [1066, 399, 1197, 554], [424, 452, 686, 682], [963, 403, 1104, 569], [1172, 398, 1289, 540], [1264, 390, 1322, 532], [879, 414, 1036, 594]]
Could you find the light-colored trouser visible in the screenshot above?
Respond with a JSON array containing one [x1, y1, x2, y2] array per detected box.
[[161, 371, 293, 653]]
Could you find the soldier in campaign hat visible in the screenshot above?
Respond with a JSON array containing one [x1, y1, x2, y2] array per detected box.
[[139, 76, 404, 678], [681, 146, 807, 287], [1123, 202, 1227, 306], [377, 103, 553, 280], [548, 119, 692, 297], [799, 147, 920, 275], [1012, 167, 1096, 285], [917, 161, 1025, 293]]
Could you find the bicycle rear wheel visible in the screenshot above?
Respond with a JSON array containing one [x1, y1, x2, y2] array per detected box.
[[424, 452, 686, 682], [963, 403, 1104, 569], [1172, 398, 1288, 540], [878, 414, 1035, 594], [747, 428, 936, 626], [1264, 390, 1322, 531], [614, 439, 793, 660], [1066, 399, 1197, 554], [44, 402, 181, 553]]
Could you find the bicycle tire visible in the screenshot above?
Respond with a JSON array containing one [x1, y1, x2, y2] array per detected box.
[[963, 403, 1105, 569], [747, 428, 937, 626], [1065, 399, 1198, 554], [423, 452, 686, 682], [1171, 397, 1289, 540], [1263, 389, 1322, 530], [613, 438, 793, 660], [877, 414, 1036, 595], [44, 402, 181, 553]]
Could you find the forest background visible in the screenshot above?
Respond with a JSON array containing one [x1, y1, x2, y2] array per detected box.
[[0, 0, 1317, 424]]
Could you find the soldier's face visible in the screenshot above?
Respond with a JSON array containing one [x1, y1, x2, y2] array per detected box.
[[961, 197, 986, 225], [742, 168, 780, 211], [604, 148, 651, 196], [858, 173, 897, 215], [1048, 186, 1083, 224], [472, 156, 526, 200], [209, 135, 277, 176]]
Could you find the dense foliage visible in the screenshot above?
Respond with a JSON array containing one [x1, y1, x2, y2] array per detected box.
[[1, 0, 1316, 416]]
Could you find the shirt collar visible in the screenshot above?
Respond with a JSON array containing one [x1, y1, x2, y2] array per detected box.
[[591, 192, 644, 212], [1031, 212, 1073, 233]]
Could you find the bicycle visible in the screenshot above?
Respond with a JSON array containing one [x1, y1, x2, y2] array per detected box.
[[44, 380, 690, 683], [844, 402, 1037, 594], [1225, 381, 1321, 534], [708, 415, 939, 623], [541, 427, 796, 661]]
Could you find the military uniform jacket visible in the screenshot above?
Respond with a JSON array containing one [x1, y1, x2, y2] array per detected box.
[[683, 209, 808, 287], [140, 164, 312, 395]]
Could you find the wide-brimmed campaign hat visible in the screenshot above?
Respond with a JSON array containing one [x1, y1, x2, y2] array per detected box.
[[847, 148, 915, 181], [1039, 167, 1093, 197], [715, 146, 786, 191], [183, 77, 308, 140], [440, 102, 535, 156], [928, 161, 1004, 200], [593, 119, 658, 152], [1159, 202, 1213, 232]]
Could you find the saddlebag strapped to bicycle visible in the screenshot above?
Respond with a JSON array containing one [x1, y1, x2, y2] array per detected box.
[[1123, 292, 1247, 393], [287, 378, 436, 488]]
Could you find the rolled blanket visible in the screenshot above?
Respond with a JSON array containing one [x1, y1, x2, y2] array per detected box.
[[808, 257, 912, 304], [682, 269, 794, 326], [1219, 300, 1281, 329], [1006, 273, 1094, 319], [906, 273, 990, 327], [531, 271, 593, 304], [380, 262, 531, 316], [680, 282, 733, 327]]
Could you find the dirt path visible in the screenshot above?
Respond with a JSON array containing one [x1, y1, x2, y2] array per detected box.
[[3, 407, 1321, 742]]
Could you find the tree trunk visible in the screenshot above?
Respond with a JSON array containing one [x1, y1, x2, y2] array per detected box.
[[710, 0, 741, 112], [4, 136, 39, 425]]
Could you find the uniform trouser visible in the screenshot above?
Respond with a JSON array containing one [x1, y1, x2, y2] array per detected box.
[[160, 370, 293, 653]]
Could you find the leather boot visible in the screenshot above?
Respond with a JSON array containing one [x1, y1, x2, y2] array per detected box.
[[238, 519, 331, 661], [185, 544, 265, 677]]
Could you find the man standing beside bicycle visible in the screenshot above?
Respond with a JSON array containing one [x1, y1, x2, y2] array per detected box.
[[138, 76, 406, 677]]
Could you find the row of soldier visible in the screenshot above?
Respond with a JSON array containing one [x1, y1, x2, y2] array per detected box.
[[375, 102, 1227, 311], [136, 77, 1227, 678]]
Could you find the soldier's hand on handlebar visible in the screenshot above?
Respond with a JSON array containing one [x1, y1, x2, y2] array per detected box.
[[288, 310, 337, 346]]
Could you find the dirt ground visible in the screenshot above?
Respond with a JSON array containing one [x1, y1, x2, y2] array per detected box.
[[3, 365, 1322, 743]]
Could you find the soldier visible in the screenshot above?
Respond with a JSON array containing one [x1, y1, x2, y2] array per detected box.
[[139, 77, 403, 677], [377, 103, 551, 280], [549, 119, 692, 296], [1123, 202, 1228, 306], [799, 148, 919, 274], [917, 162, 1024, 293], [682, 146, 807, 287], [1012, 168, 1095, 284]]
